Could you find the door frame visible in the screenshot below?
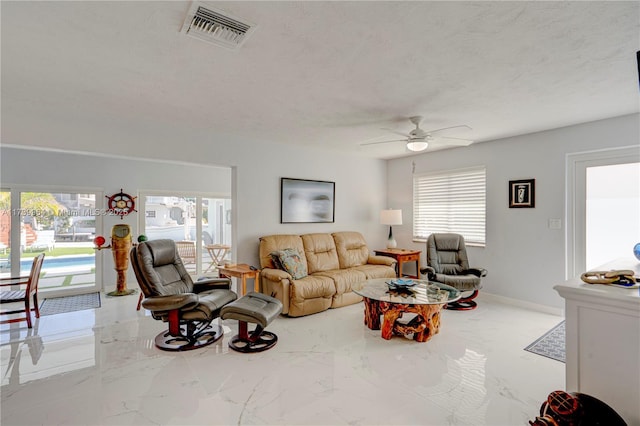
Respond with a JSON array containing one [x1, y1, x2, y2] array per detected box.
[[566, 146, 640, 279]]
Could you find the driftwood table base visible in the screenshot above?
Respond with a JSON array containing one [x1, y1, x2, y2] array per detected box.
[[362, 298, 444, 342], [355, 279, 460, 343]]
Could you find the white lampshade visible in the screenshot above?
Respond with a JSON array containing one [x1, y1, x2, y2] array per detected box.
[[406, 141, 428, 152], [380, 209, 402, 225]]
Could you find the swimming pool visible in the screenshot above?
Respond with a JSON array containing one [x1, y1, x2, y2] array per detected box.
[[19, 255, 96, 273]]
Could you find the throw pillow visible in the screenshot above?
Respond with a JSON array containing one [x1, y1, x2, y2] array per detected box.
[[271, 248, 307, 279], [269, 252, 284, 270]]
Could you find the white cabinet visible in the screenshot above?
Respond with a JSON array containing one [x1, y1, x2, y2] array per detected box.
[[554, 259, 640, 425]]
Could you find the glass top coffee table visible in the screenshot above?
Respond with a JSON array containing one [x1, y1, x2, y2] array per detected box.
[[353, 278, 461, 342]]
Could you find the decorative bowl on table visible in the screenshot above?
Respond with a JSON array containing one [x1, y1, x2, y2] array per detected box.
[[386, 278, 417, 289], [385, 279, 417, 296]]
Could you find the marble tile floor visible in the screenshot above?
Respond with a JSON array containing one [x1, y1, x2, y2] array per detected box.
[[1, 293, 564, 425]]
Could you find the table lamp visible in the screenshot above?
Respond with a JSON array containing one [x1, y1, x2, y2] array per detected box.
[[380, 209, 402, 249]]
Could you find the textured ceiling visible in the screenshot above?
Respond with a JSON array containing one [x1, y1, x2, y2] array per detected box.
[[2, 1, 639, 159]]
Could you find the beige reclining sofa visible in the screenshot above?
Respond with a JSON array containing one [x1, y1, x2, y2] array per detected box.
[[259, 231, 397, 317]]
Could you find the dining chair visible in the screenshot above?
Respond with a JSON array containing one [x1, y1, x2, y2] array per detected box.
[[0, 253, 45, 328], [175, 240, 197, 265]]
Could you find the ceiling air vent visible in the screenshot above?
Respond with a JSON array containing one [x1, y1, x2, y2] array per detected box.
[[181, 3, 255, 50]]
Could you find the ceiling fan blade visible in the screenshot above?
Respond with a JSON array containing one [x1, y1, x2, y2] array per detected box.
[[359, 139, 407, 146], [425, 125, 472, 135], [430, 136, 474, 146], [380, 128, 411, 138]]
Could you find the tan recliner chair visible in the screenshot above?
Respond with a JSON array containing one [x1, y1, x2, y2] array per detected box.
[[420, 233, 487, 310], [130, 239, 237, 351]]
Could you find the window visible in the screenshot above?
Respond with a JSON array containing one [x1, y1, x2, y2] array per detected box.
[[586, 162, 639, 269], [140, 193, 232, 276], [413, 166, 486, 246]]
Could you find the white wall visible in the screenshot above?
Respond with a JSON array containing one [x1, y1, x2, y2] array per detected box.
[[231, 144, 389, 259], [1, 139, 389, 292], [386, 113, 640, 309]]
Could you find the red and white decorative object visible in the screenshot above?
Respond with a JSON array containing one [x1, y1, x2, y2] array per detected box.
[[105, 189, 137, 219]]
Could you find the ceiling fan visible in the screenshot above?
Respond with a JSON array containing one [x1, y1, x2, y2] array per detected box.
[[360, 116, 474, 152]]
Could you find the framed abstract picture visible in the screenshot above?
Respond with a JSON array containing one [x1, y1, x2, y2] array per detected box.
[[281, 178, 335, 223], [509, 179, 535, 208]]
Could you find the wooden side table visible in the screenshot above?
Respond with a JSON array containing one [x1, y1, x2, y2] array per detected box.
[[374, 248, 422, 279], [218, 263, 260, 296]]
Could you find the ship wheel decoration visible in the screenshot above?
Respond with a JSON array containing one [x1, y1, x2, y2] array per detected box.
[[106, 189, 137, 219]]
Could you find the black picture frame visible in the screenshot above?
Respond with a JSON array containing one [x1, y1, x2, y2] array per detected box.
[[281, 178, 335, 223], [509, 179, 535, 208]]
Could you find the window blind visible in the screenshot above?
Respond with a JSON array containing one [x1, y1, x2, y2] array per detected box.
[[413, 166, 486, 246]]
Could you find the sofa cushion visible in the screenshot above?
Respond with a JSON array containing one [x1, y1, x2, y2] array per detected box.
[[314, 268, 367, 295], [351, 264, 397, 280], [332, 231, 370, 268], [290, 275, 336, 299], [288, 275, 335, 317], [301, 233, 340, 274], [434, 273, 482, 291], [272, 248, 308, 279]]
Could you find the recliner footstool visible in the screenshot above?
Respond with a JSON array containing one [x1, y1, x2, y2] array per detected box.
[[221, 292, 283, 353]]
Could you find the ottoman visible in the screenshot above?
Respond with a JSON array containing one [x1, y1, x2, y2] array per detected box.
[[221, 292, 283, 353]]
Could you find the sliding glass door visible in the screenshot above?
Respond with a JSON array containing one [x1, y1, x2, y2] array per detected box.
[[0, 187, 102, 297], [140, 193, 232, 276]]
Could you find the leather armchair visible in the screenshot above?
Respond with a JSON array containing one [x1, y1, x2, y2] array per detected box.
[[130, 239, 237, 351], [420, 233, 487, 310]]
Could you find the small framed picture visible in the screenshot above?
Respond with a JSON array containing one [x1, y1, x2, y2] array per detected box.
[[509, 179, 535, 208]]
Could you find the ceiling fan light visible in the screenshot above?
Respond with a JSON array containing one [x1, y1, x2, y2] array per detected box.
[[406, 141, 428, 151]]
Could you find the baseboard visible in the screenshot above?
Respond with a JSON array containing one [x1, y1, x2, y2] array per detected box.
[[479, 292, 564, 317]]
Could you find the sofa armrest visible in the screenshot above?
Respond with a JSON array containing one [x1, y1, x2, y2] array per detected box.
[[367, 255, 397, 267], [259, 268, 292, 315], [141, 293, 198, 312], [260, 268, 292, 281], [465, 268, 488, 278], [193, 277, 232, 293]]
